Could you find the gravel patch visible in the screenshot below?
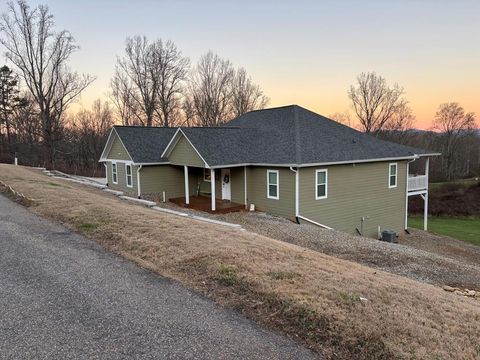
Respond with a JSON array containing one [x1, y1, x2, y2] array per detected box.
[[152, 201, 480, 289]]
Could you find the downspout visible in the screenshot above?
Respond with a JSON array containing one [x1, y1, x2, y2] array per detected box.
[[289, 166, 332, 229], [137, 165, 142, 198], [103, 163, 108, 187], [289, 166, 299, 221]]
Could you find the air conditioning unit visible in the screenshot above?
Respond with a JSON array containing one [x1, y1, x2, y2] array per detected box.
[[381, 230, 396, 243]]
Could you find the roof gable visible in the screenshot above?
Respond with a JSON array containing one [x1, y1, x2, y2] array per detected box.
[[167, 132, 207, 168], [100, 126, 177, 164]]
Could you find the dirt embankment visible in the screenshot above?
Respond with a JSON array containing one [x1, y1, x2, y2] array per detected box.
[[1, 164, 480, 360], [410, 181, 480, 217]]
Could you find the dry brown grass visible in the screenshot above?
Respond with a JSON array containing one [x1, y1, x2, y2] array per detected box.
[[1, 164, 479, 359]]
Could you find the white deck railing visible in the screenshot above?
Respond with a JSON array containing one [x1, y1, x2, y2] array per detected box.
[[408, 175, 428, 192]]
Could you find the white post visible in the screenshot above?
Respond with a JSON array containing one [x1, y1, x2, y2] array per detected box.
[[295, 168, 299, 217], [424, 158, 430, 231], [405, 162, 409, 229], [244, 166, 247, 209], [211, 168, 216, 211], [424, 192, 428, 231], [184, 165, 189, 205], [14, 157, 18, 166]]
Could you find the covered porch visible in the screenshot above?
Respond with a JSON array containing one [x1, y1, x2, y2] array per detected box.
[[177, 165, 247, 213], [170, 195, 245, 214]]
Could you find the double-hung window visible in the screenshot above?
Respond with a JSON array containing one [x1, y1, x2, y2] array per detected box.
[[267, 170, 279, 199], [315, 169, 328, 199], [126, 163, 133, 188], [111, 162, 118, 184], [389, 163, 397, 188]]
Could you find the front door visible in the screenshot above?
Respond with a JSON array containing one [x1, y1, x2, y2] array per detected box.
[[221, 169, 231, 201]]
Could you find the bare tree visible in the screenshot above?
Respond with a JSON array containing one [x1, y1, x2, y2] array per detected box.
[[115, 36, 189, 127], [110, 67, 141, 125], [0, 0, 95, 168], [230, 68, 268, 118], [379, 103, 416, 144], [329, 111, 353, 127], [0, 65, 24, 151], [69, 99, 113, 175], [151, 39, 189, 127], [348, 72, 407, 134], [385, 103, 415, 132], [433, 102, 477, 180], [116, 36, 158, 126], [189, 51, 234, 126]]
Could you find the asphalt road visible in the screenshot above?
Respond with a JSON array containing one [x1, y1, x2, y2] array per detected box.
[[0, 195, 317, 359]]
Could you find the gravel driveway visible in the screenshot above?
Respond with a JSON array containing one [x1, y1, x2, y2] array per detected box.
[[221, 212, 480, 289], [154, 202, 480, 289], [0, 195, 317, 360]]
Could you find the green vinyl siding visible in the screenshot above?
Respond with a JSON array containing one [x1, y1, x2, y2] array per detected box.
[[230, 167, 246, 204], [107, 134, 131, 161], [139, 165, 185, 200], [299, 161, 407, 238], [168, 135, 205, 167], [106, 161, 138, 195], [246, 166, 295, 220]]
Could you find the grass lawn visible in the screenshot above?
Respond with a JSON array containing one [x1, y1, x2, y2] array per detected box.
[[409, 215, 480, 246], [2, 164, 480, 359], [429, 178, 479, 190]]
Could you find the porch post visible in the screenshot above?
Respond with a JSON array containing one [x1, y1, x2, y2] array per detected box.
[[244, 166, 247, 209], [424, 192, 428, 231], [404, 161, 409, 229], [184, 165, 189, 205], [424, 158, 430, 231], [211, 168, 216, 211]]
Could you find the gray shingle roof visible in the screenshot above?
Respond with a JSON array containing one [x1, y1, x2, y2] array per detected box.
[[110, 105, 434, 166], [114, 126, 177, 163], [181, 105, 432, 167]]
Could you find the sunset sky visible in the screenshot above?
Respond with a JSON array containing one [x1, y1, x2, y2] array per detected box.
[[3, 0, 479, 129]]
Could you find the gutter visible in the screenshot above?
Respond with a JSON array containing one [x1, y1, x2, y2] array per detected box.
[[289, 166, 332, 230]]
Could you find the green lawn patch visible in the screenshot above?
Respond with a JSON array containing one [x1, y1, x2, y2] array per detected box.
[[47, 182, 62, 187], [78, 222, 98, 231], [408, 215, 480, 246]]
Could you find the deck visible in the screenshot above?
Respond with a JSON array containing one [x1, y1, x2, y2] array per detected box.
[[170, 196, 245, 214]]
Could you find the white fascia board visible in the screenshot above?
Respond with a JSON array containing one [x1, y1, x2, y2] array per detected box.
[[160, 128, 182, 158], [98, 128, 115, 162], [209, 155, 419, 169]]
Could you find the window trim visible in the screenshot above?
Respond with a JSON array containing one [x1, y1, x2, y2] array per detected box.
[[315, 169, 328, 200], [111, 161, 118, 184], [125, 162, 133, 188], [203, 168, 211, 182], [388, 162, 398, 188], [267, 169, 279, 200]]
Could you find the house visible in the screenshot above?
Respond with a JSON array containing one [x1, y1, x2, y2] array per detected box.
[[99, 105, 438, 238]]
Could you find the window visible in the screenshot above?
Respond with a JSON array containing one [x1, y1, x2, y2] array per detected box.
[[111, 162, 118, 184], [203, 168, 211, 182], [315, 169, 328, 199], [389, 163, 397, 188], [126, 163, 133, 188], [267, 170, 279, 199]]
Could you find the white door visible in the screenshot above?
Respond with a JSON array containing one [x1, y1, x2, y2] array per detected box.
[[221, 169, 231, 201]]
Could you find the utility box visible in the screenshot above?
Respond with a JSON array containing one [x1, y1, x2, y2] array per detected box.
[[382, 230, 396, 243]]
